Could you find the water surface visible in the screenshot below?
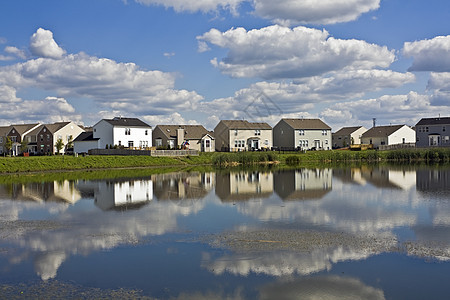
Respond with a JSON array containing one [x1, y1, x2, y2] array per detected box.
[[0, 165, 449, 299]]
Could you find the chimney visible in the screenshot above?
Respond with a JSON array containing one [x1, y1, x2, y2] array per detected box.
[[177, 127, 185, 147], [372, 118, 376, 128]]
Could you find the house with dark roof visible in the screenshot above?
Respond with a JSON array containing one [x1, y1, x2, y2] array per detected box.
[[332, 126, 367, 148], [214, 120, 272, 152], [415, 117, 450, 148], [73, 131, 100, 154], [152, 125, 215, 152], [360, 125, 415, 149], [93, 117, 152, 149], [6, 123, 41, 156], [273, 118, 332, 150], [30, 122, 84, 155]]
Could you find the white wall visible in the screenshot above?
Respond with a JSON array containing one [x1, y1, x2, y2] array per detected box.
[[74, 140, 99, 154], [294, 129, 331, 150], [388, 126, 415, 145], [93, 120, 113, 149], [112, 127, 152, 148]]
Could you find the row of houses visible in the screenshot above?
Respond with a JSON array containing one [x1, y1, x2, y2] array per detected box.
[[1, 116, 449, 155]]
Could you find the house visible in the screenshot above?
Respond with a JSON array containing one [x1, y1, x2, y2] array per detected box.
[[214, 120, 272, 152], [415, 117, 450, 148], [360, 125, 415, 149], [92, 117, 152, 149], [29, 122, 84, 155], [152, 125, 215, 152], [215, 171, 274, 202], [73, 131, 99, 154], [0, 125, 11, 155], [273, 118, 332, 150], [274, 169, 332, 200], [332, 126, 367, 148], [6, 123, 41, 156]]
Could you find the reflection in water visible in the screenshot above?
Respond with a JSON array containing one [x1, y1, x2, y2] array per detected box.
[[215, 171, 273, 202], [274, 168, 332, 200], [259, 276, 385, 300], [0, 166, 449, 298]]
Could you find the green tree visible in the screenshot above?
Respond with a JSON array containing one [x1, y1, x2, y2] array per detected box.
[[20, 139, 29, 154], [66, 135, 73, 149], [55, 138, 64, 155], [4, 136, 13, 156]]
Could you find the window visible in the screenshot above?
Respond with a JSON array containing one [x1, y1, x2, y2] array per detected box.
[[155, 139, 162, 147], [40, 134, 43, 142], [145, 130, 148, 135], [425, 127, 429, 132], [11, 136, 17, 142], [299, 130, 304, 135], [443, 127, 446, 132], [128, 141, 134, 148], [205, 140, 210, 147], [234, 129, 238, 136], [47, 134, 50, 141], [118, 140, 122, 146], [325, 140, 328, 145], [255, 130, 261, 136], [94, 128, 96, 132], [264, 139, 269, 145], [125, 128, 131, 135], [322, 130, 328, 136]]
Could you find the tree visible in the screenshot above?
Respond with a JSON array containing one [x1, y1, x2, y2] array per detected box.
[[66, 135, 74, 149], [55, 138, 64, 155], [4, 137, 13, 156], [20, 139, 29, 154]]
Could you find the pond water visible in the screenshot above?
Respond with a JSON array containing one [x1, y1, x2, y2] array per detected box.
[[0, 165, 449, 299]]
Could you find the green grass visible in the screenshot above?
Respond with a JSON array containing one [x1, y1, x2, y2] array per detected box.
[[1, 148, 449, 173]]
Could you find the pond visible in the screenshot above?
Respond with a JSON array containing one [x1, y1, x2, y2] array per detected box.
[[0, 165, 449, 299]]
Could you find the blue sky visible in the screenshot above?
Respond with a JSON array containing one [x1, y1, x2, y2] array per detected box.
[[0, 0, 449, 130]]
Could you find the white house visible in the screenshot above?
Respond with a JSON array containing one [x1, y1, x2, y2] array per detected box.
[[273, 118, 332, 150], [332, 126, 367, 148], [73, 131, 100, 154], [361, 125, 415, 148], [92, 117, 152, 149]]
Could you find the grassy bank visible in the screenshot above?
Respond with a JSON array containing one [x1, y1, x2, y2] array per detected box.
[[1, 148, 449, 173]]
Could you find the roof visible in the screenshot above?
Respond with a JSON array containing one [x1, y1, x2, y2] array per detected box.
[[74, 131, 99, 142], [9, 123, 40, 135], [416, 117, 450, 126], [43, 122, 71, 133], [0, 125, 12, 136], [103, 117, 151, 128], [280, 118, 331, 130], [155, 125, 214, 140], [333, 126, 365, 136], [361, 125, 405, 138], [218, 120, 272, 130]]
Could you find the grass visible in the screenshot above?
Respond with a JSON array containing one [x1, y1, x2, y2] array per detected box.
[[1, 148, 449, 173]]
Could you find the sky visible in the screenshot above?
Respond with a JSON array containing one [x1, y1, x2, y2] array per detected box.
[[0, 0, 449, 130]]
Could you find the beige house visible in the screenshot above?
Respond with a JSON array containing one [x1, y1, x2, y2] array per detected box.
[[332, 126, 367, 148], [153, 125, 215, 152], [214, 120, 272, 152], [361, 125, 415, 149], [215, 171, 274, 202], [273, 119, 332, 150], [7, 123, 41, 156]]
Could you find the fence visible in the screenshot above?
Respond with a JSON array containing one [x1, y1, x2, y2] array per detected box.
[[378, 143, 416, 151], [88, 149, 198, 156]]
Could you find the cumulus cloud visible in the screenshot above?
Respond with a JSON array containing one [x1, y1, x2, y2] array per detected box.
[[321, 92, 445, 129], [198, 25, 395, 79], [142, 112, 199, 127], [29, 28, 66, 59], [132, 1, 380, 25], [0, 96, 82, 124], [134, 0, 242, 14], [403, 35, 450, 72], [427, 72, 450, 106], [5, 46, 27, 59], [254, 0, 381, 25], [0, 28, 203, 123]]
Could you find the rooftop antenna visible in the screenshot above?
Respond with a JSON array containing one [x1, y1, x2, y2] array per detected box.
[[372, 118, 376, 128]]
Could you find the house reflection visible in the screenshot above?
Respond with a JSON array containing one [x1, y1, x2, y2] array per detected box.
[[215, 171, 274, 202], [416, 169, 450, 192], [274, 168, 332, 201], [0, 180, 81, 204], [341, 166, 417, 190], [84, 179, 153, 211], [152, 172, 214, 202]]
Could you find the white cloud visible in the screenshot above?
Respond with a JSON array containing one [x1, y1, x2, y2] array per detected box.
[[254, 0, 381, 25], [142, 112, 199, 126], [427, 72, 450, 106], [29, 28, 66, 59], [403, 35, 450, 72], [0, 85, 21, 103], [134, 0, 243, 14], [198, 25, 395, 79], [0, 54, 15, 61], [322, 92, 444, 129], [0, 96, 82, 124], [5, 46, 27, 59]]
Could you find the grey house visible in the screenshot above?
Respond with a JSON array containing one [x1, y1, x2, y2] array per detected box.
[[273, 118, 332, 150], [415, 117, 450, 148]]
